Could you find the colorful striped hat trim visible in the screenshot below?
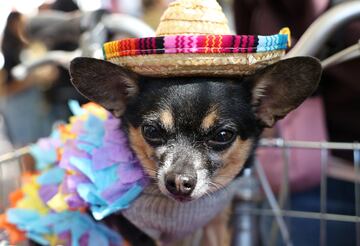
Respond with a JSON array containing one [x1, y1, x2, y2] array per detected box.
[[103, 33, 289, 60]]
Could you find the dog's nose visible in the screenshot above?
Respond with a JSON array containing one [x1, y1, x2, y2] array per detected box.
[[165, 173, 196, 197]]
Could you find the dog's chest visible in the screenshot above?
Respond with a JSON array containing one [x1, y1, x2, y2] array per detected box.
[[121, 179, 240, 243]]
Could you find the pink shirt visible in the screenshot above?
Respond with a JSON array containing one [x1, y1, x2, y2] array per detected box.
[[257, 97, 327, 193]]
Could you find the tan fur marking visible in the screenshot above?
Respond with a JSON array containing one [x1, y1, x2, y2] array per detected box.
[[128, 126, 157, 178], [201, 109, 218, 130], [160, 109, 174, 130], [213, 137, 253, 188]]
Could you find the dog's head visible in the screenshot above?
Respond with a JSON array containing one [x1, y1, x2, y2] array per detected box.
[[70, 57, 321, 201]]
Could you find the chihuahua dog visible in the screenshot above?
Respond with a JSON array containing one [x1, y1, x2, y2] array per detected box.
[[69, 56, 322, 245]]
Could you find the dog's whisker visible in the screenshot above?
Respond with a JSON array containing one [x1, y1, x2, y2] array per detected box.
[[208, 182, 220, 191], [207, 180, 233, 196], [203, 189, 213, 199], [209, 180, 224, 189], [143, 166, 157, 172], [142, 167, 159, 177], [142, 167, 158, 173]]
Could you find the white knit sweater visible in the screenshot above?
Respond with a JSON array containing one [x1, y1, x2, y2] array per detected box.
[[122, 179, 240, 244]]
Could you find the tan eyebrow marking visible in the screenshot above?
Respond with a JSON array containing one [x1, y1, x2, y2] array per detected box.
[[201, 108, 218, 130], [160, 109, 174, 130]]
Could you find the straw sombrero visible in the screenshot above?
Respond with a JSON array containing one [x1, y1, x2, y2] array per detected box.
[[103, 0, 290, 77]]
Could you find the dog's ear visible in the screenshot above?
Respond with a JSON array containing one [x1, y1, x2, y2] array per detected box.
[[70, 57, 139, 117], [250, 56, 322, 127]]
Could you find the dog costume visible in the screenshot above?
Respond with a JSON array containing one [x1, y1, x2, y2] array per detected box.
[[0, 0, 289, 245]]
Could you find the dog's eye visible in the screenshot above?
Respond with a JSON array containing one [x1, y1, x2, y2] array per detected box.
[[142, 124, 163, 144], [209, 130, 235, 146]]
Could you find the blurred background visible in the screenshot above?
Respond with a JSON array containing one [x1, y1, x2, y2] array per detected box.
[[0, 0, 170, 148], [0, 0, 234, 148], [0, 0, 215, 145], [0, 0, 359, 245]]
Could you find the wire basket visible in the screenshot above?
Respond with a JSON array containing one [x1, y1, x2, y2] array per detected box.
[[231, 139, 360, 246], [1, 139, 359, 245]]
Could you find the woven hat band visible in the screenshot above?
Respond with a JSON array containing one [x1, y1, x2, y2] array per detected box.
[[103, 34, 288, 59]]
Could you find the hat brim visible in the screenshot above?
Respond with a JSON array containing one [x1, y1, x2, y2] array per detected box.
[[106, 51, 285, 77], [103, 34, 288, 77]]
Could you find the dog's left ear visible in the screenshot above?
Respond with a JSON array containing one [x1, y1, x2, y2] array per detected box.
[[70, 57, 139, 117], [250, 56, 322, 127]]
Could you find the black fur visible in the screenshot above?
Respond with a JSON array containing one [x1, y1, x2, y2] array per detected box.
[[69, 57, 322, 245], [125, 78, 262, 137]]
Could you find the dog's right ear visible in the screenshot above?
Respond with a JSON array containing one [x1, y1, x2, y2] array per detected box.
[[70, 57, 139, 117], [248, 56, 322, 127]]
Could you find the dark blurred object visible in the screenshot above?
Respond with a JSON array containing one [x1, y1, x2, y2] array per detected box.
[[234, 0, 360, 161], [25, 22, 81, 119], [0, 12, 54, 146], [1, 12, 27, 85], [25, 11, 81, 51], [80, 9, 110, 33], [321, 21, 360, 160], [41, 1, 88, 120], [234, 1, 359, 245], [21, 8, 112, 114], [26, 0, 79, 50], [21, 2, 88, 123], [143, 0, 158, 9], [25, 9, 109, 53], [234, 0, 328, 38], [51, 0, 79, 12], [142, 0, 167, 29], [40, 9, 110, 109]]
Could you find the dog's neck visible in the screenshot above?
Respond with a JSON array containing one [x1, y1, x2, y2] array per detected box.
[[121, 178, 241, 244]]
